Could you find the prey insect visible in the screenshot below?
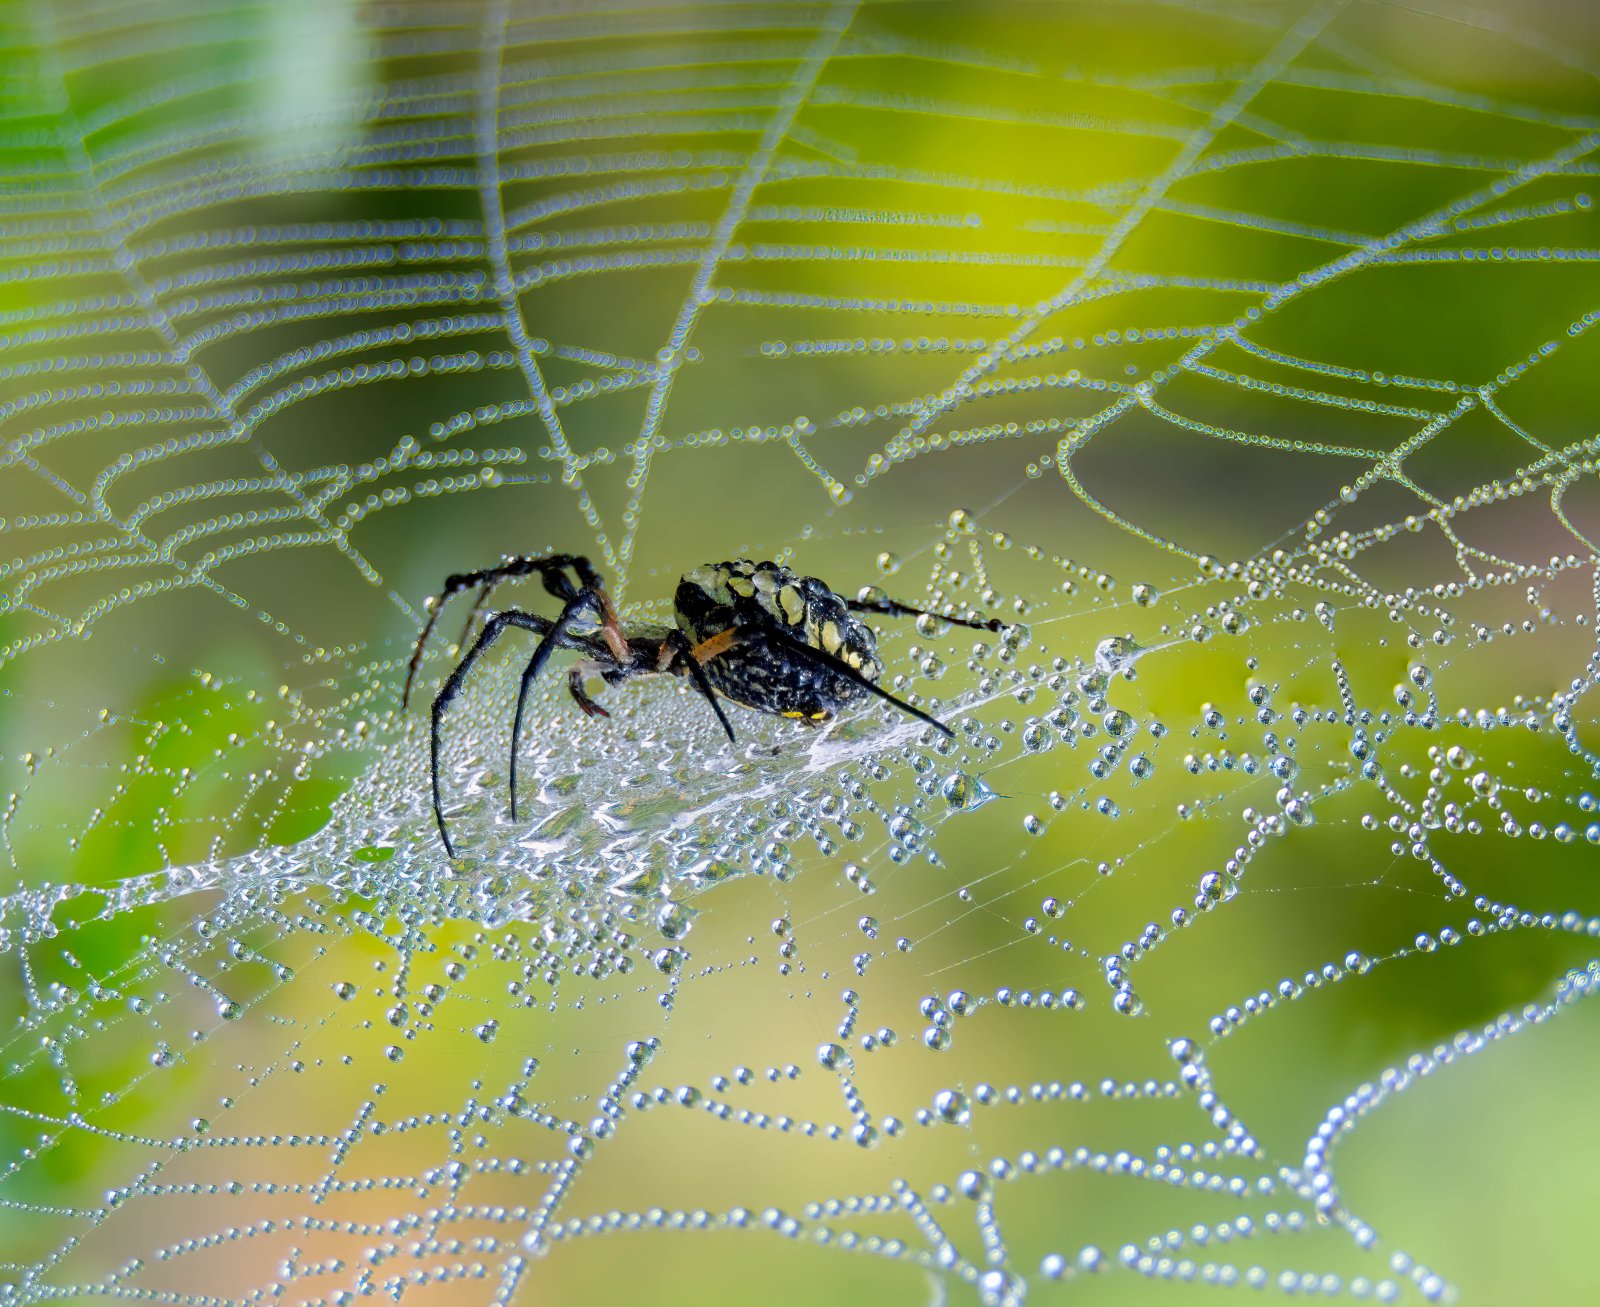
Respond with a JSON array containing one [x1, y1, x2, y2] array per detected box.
[[403, 554, 1002, 856]]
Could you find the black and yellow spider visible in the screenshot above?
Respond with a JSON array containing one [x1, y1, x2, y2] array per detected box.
[[403, 553, 1001, 855]]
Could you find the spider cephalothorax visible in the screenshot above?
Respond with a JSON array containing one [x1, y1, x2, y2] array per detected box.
[[403, 553, 1000, 855]]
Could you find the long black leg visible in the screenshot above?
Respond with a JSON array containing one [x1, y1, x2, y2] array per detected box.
[[404, 594, 454, 712], [508, 591, 602, 820], [402, 553, 602, 709], [455, 581, 495, 649], [846, 596, 1004, 632], [431, 609, 559, 857], [664, 630, 737, 746], [760, 627, 957, 738]]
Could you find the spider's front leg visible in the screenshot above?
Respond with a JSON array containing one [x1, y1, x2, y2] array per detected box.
[[430, 608, 558, 857], [507, 590, 605, 821], [403, 552, 612, 709]]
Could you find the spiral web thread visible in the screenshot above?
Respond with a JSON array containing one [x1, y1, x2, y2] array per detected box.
[[2, 3, 1600, 1305]]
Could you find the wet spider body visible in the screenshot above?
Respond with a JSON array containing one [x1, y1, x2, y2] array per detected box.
[[674, 560, 884, 722], [404, 552, 1000, 855]]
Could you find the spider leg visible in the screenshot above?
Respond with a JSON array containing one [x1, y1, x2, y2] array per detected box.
[[431, 609, 558, 857], [845, 596, 1004, 633], [531, 554, 632, 664], [508, 591, 603, 820], [761, 626, 956, 739], [455, 581, 495, 649], [402, 553, 607, 709], [567, 661, 613, 719], [664, 629, 737, 745], [403, 591, 456, 711]]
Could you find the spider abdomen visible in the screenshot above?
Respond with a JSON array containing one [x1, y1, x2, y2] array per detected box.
[[675, 560, 884, 720]]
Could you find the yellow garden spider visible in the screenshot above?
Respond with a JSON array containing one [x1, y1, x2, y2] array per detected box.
[[403, 553, 1001, 855]]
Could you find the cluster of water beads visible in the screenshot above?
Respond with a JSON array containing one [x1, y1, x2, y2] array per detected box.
[[9, 495, 1587, 1299], [4, 572, 1596, 1307], [6, 0, 1600, 1298]]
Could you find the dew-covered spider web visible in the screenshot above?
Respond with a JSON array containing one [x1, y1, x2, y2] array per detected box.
[[4, 2, 1600, 1304]]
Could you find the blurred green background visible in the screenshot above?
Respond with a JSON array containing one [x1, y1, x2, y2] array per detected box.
[[2, 1, 1599, 1303]]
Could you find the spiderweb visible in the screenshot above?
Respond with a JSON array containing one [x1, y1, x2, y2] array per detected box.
[[3, 2, 1600, 1304]]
